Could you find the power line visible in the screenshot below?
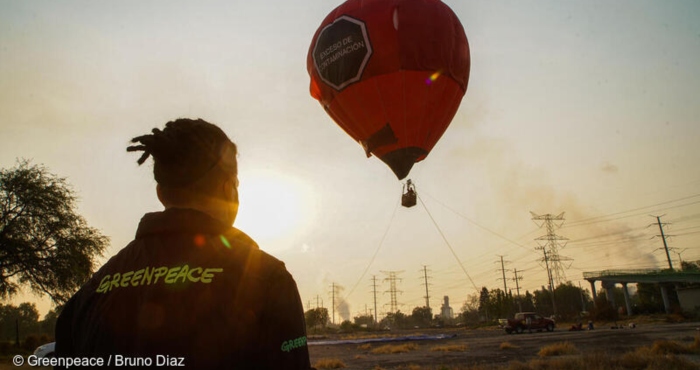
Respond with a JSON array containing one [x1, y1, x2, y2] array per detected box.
[[417, 194, 479, 293], [344, 198, 400, 299], [565, 193, 700, 227], [419, 190, 537, 252]]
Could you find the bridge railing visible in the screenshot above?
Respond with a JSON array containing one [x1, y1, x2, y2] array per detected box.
[[583, 269, 680, 279]]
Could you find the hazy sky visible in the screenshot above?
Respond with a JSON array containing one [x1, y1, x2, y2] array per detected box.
[[2, 0, 699, 321]]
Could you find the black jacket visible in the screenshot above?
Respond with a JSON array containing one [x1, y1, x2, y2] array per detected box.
[[56, 208, 312, 369]]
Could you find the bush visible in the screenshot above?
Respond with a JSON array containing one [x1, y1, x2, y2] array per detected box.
[[370, 343, 418, 354], [537, 342, 578, 357], [22, 334, 41, 352], [0, 341, 15, 355], [313, 358, 346, 369], [500, 341, 519, 350], [430, 344, 466, 352]]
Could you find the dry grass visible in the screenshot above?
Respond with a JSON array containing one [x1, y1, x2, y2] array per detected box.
[[691, 334, 700, 351], [650, 339, 694, 354], [370, 343, 418, 354], [500, 341, 519, 350], [357, 343, 372, 350], [397, 365, 422, 370], [313, 358, 346, 369], [537, 341, 578, 357], [430, 344, 467, 352]]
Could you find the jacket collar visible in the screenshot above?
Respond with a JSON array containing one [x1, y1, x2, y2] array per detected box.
[[136, 208, 236, 239]]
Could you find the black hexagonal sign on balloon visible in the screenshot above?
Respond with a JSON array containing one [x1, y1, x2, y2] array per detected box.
[[312, 15, 373, 91]]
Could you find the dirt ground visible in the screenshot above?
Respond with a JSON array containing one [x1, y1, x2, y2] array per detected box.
[[308, 321, 700, 369]]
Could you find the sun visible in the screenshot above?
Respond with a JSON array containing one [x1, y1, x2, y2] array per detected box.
[[234, 170, 315, 249]]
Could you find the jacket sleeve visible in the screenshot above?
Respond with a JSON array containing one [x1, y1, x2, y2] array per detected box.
[[257, 267, 312, 370]]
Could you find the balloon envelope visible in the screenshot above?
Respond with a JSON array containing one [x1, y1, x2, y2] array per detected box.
[[307, 0, 470, 179]]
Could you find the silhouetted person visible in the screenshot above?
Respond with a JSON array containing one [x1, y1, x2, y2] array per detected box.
[[56, 118, 312, 369], [525, 315, 532, 333]]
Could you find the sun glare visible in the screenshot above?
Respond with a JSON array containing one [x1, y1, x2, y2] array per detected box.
[[234, 170, 315, 249]]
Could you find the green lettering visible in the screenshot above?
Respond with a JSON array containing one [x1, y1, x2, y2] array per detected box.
[[164, 266, 181, 284], [110, 273, 121, 292], [152, 267, 168, 284], [175, 265, 189, 284], [200, 268, 223, 283], [141, 267, 154, 285], [120, 271, 134, 287], [187, 267, 202, 283], [280, 336, 306, 352], [97, 275, 111, 293], [131, 269, 144, 286]]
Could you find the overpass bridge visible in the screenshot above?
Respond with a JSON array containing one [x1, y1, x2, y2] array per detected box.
[[583, 269, 700, 315]]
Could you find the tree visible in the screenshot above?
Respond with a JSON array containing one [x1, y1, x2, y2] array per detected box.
[[0, 303, 40, 342], [478, 287, 490, 320], [533, 288, 554, 316], [380, 310, 409, 330], [681, 260, 700, 271], [460, 293, 480, 326], [411, 306, 432, 328], [521, 291, 536, 312], [304, 307, 329, 332], [0, 161, 109, 305], [592, 292, 618, 321], [553, 282, 591, 320], [40, 309, 60, 336]]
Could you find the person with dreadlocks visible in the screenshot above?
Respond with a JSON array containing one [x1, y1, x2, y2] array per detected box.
[[55, 118, 312, 369]]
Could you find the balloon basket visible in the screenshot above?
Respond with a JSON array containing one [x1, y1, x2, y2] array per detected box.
[[401, 180, 417, 208]]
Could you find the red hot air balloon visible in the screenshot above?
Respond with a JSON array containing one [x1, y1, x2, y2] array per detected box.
[[307, 0, 470, 180]]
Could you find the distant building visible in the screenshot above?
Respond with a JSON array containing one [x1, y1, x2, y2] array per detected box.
[[440, 295, 453, 319]]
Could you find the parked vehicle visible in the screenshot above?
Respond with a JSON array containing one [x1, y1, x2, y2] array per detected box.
[[503, 312, 555, 334], [33, 342, 55, 358]]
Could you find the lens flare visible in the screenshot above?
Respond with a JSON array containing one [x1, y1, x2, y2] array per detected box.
[[194, 234, 206, 247], [219, 235, 231, 248], [425, 71, 442, 85]]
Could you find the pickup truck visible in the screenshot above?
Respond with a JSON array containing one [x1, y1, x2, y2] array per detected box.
[[502, 312, 555, 334]]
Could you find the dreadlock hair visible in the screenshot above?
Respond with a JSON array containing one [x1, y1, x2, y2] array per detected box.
[[127, 118, 237, 193]]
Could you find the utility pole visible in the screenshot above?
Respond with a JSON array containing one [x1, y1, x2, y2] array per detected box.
[[329, 283, 342, 324], [420, 265, 432, 309], [331, 283, 335, 324], [371, 275, 379, 324], [382, 270, 403, 314], [652, 215, 674, 270], [512, 269, 523, 297], [673, 248, 688, 267], [538, 248, 557, 315], [512, 269, 523, 312], [496, 255, 510, 293]]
